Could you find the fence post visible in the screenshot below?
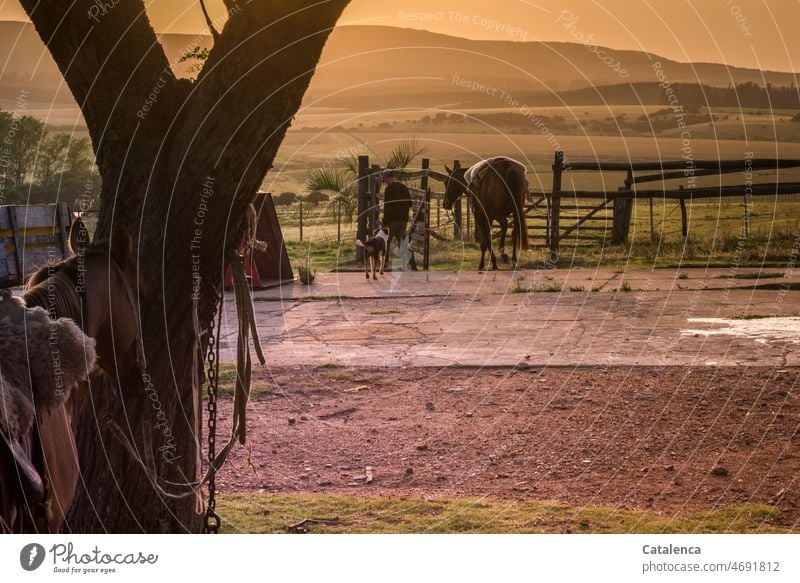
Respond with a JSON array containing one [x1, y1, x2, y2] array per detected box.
[[612, 169, 634, 243], [420, 158, 430, 192], [624, 169, 634, 191], [453, 160, 462, 239], [420, 158, 430, 271], [371, 163, 381, 232], [337, 199, 341, 243], [548, 151, 564, 262], [679, 195, 688, 240], [299, 198, 303, 242], [356, 155, 369, 260], [649, 197, 655, 242], [612, 196, 633, 243], [545, 202, 550, 248]]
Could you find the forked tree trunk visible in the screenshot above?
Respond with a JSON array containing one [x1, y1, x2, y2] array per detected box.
[[20, 0, 350, 532]]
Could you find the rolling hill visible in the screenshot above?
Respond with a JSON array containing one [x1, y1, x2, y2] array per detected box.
[[1, 21, 796, 118]]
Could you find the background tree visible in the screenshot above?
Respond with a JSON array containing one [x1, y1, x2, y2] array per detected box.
[[0, 110, 96, 205], [0, 110, 14, 202], [57, 137, 99, 205], [20, 0, 351, 532], [274, 191, 299, 206], [306, 190, 330, 206], [32, 134, 99, 206], [35, 133, 70, 192], [8, 114, 45, 188]]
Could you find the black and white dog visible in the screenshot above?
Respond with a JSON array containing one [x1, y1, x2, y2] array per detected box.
[[356, 226, 389, 280]]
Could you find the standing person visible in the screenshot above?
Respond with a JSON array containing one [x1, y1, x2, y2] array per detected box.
[[381, 169, 418, 271]]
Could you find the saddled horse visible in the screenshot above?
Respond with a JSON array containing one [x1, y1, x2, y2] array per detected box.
[[444, 157, 530, 271], [0, 219, 141, 533]]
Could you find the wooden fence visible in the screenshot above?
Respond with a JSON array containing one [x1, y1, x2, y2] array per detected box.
[[547, 151, 800, 259], [355, 156, 462, 269], [348, 152, 800, 268]]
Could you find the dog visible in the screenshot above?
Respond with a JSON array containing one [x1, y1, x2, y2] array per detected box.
[[356, 226, 389, 280]]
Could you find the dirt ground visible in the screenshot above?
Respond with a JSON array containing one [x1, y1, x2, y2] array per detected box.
[[218, 365, 800, 528]]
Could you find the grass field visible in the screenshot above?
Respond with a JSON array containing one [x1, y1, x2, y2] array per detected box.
[[217, 494, 787, 534], [278, 197, 800, 274], [270, 109, 800, 275], [67, 102, 800, 274], [270, 128, 800, 195]]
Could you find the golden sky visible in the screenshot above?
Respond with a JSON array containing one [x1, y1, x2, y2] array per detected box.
[[2, 0, 798, 72]]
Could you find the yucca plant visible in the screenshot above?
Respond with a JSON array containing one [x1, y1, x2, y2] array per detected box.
[[384, 137, 426, 171], [298, 261, 316, 285], [304, 138, 427, 223], [304, 167, 358, 222]]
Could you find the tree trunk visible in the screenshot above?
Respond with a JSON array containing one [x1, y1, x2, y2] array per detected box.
[[20, 0, 350, 532]]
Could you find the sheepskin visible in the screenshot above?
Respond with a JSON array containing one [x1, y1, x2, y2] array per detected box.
[[0, 292, 97, 439]]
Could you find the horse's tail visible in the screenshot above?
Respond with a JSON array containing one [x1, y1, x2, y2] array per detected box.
[[355, 239, 365, 248], [505, 165, 529, 251]]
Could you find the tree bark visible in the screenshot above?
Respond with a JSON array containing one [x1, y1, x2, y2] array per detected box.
[[19, 0, 350, 532]]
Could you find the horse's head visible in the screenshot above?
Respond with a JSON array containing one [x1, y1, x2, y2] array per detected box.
[[25, 219, 142, 383], [443, 165, 468, 211]]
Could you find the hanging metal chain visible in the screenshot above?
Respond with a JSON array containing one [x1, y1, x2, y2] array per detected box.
[[203, 289, 223, 534]]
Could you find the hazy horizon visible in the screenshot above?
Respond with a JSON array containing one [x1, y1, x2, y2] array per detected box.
[[1, 0, 799, 73]]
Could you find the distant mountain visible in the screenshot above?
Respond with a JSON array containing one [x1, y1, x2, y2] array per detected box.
[[1, 21, 796, 115], [309, 26, 797, 101]]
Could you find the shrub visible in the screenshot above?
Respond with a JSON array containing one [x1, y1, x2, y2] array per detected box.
[[299, 262, 316, 285], [274, 192, 298, 206], [306, 191, 330, 206]]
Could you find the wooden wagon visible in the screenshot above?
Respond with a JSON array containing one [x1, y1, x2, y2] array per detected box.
[[0, 203, 73, 287]]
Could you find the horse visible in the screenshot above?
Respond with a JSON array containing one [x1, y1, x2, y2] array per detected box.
[[0, 219, 141, 533], [443, 157, 530, 271]]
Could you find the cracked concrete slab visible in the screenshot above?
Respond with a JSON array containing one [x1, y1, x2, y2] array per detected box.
[[219, 268, 800, 367]]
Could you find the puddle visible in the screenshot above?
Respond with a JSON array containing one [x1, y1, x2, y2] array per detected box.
[[682, 317, 800, 344]]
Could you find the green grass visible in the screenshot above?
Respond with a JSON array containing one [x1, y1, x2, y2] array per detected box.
[[726, 272, 785, 280], [286, 228, 799, 274], [509, 274, 569, 293], [216, 494, 788, 534], [298, 262, 316, 285], [730, 313, 777, 320], [569, 285, 585, 292], [511, 275, 528, 294], [216, 363, 238, 395], [212, 363, 273, 397], [278, 198, 800, 273], [253, 295, 352, 302], [535, 283, 563, 293], [285, 239, 361, 274]]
